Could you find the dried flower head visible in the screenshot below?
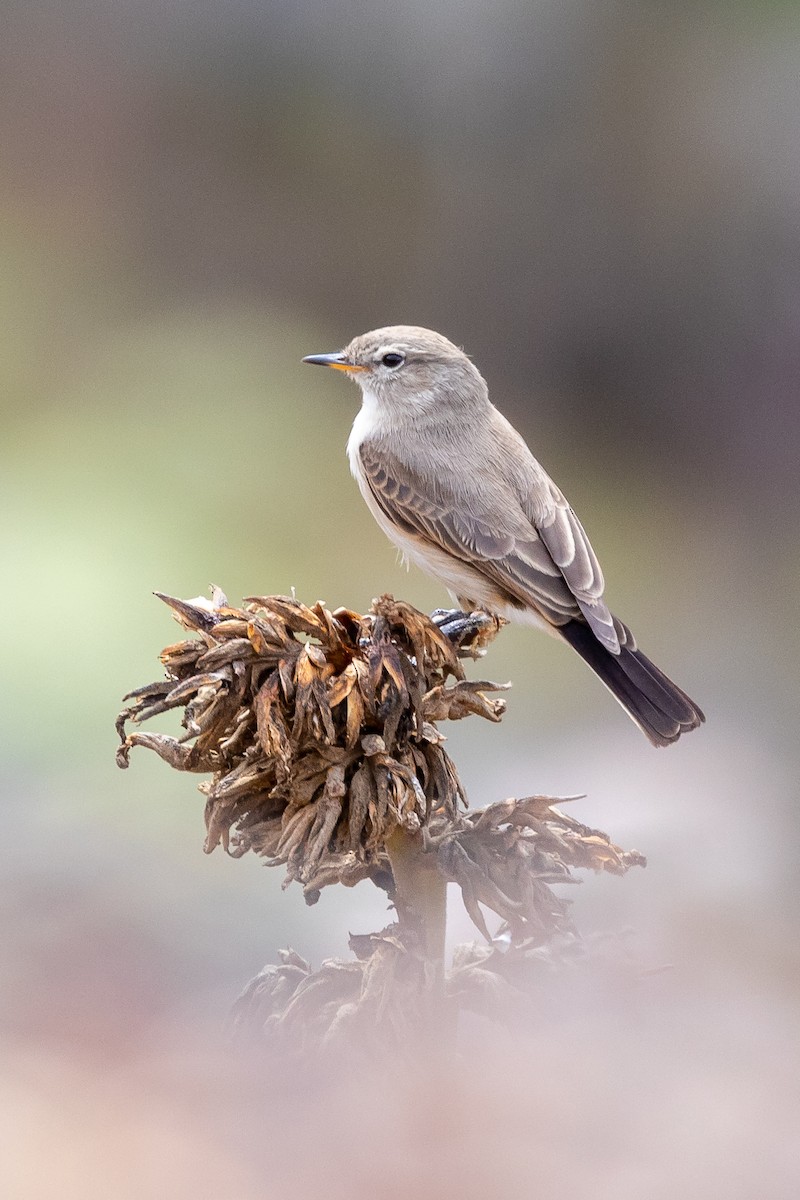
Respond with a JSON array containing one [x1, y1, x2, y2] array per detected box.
[[117, 589, 643, 943]]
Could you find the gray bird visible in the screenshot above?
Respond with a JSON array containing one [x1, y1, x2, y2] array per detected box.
[[303, 326, 704, 746]]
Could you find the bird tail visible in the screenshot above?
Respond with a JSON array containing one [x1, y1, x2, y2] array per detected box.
[[560, 618, 705, 747]]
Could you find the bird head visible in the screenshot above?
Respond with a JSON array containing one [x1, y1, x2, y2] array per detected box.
[[303, 325, 487, 417]]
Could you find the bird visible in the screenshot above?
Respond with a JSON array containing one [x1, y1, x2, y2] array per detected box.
[[303, 326, 704, 746]]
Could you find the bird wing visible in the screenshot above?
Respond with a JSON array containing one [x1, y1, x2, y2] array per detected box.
[[358, 441, 620, 650]]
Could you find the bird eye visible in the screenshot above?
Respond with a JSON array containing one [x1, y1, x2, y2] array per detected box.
[[380, 352, 404, 368]]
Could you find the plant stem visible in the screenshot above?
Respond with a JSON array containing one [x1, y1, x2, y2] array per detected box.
[[385, 824, 447, 981]]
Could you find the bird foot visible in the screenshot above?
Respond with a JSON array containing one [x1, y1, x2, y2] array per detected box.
[[430, 608, 506, 658]]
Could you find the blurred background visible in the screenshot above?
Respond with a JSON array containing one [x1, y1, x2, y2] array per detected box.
[[2, 0, 799, 1195]]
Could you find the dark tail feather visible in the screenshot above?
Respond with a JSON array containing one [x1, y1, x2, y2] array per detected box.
[[561, 619, 705, 747]]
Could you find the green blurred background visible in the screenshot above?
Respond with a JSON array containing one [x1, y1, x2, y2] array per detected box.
[[2, 1, 799, 1195]]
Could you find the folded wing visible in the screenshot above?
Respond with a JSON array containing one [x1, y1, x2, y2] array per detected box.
[[357, 440, 704, 746], [358, 441, 620, 650]]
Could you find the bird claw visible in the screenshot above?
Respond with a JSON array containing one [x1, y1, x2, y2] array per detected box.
[[430, 608, 504, 657]]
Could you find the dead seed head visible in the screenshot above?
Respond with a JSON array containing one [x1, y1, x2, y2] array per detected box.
[[117, 589, 643, 947]]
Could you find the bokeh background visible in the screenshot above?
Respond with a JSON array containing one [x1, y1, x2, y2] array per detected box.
[[2, 1, 799, 1195]]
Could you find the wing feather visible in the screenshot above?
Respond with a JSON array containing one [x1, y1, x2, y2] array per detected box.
[[359, 442, 619, 649]]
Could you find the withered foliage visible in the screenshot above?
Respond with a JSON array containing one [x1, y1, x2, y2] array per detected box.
[[426, 793, 644, 944], [229, 930, 647, 1051], [117, 588, 645, 1047], [117, 589, 511, 905]]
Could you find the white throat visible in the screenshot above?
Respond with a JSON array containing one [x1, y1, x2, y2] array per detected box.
[[346, 382, 440, 482], [346, 387, 383, 474]]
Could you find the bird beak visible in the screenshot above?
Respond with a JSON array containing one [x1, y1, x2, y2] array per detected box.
[[302, 352, 367, 372]]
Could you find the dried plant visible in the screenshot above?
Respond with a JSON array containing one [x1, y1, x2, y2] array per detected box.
[[117, 588, 645, 1050]]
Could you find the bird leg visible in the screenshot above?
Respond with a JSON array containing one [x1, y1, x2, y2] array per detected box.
[[430, 607, 506, 657]]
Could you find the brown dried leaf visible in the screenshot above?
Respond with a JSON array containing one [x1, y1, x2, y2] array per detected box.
[[117, 731, 215, 772], [154, 591, 221, 633], [346, 763, 375, 852], [276, 804, 318, 863], [164, 671, 228, 708], [248, 595, 327, 638], [345, 672, 366, 748], [207, 618, 251, 640], [207, 756, 275, 805], [326, 662, 356, 709], [302, 765, 346, 877], [423, 679, 510, 724], [246, 615, 287, 654], [292, 647, 336, 744], [254, 673, 291, 770], [370, 595, 445, 675], [195, 638, 256, 671]]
